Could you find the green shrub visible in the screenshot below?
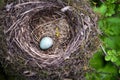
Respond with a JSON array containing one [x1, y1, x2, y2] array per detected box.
[[86, 0, 120, 80]]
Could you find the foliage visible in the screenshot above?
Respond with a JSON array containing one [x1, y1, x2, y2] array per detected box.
[[86, 0, 120, 80], [86, 51, 119, 80]]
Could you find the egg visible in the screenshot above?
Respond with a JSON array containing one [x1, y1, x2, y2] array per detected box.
[[40, 37, 53, 50]]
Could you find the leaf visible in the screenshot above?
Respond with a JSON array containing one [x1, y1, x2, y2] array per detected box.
[[107, 50, 113, 55], [104, 38, 115, 49], [115, 58, 120, 66], [106, 0, 117, 3], [111, 56, 117, 62], [105, 4, 115, 17], [119, 69, 120, 74], [108, 50, 116, 55], [86, 62, 118, 80], [118, 4, 120, 11], [94, 4, 107, 15], [105, 55, 111, 61], [98, 62, 118, 74], [89, 51, 105, 70], [106, 17, 120, 24]]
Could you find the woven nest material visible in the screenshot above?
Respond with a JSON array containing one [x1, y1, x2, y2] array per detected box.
[[2, 0, 100, 79]]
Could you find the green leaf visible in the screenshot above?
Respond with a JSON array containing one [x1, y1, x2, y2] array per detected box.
[[106, 17, 120, 24], [94, 4, 107, 15], [105, 4, 115, 17], [115, 58, 120, 66], [111, 56, 117, 62], [106, 0, 117, 3], [108, 50, 116, 55], [104, 38, 115, 49], [107, 50, 113, 55], [105, 55, 111, 61], [86, 62, 118, 80], [104, 37, 120, 50], [118, 4, 120, 11], [89, 51, 105, 70], [98, 62, 118, 74], [119, 69, 120, 74]]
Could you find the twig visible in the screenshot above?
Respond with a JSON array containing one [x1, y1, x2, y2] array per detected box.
[[100, 44, 107, 55]]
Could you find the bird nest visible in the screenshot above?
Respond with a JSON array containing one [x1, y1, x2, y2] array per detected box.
[[3, 0, 99, 79]]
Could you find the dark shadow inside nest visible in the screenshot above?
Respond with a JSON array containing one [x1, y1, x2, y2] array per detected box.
[[29, 9, 73, 55]]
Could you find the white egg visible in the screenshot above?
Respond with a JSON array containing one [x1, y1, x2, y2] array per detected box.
[[40, 37, 53, 50]]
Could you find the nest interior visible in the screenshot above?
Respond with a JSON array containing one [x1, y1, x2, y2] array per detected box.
[[1, 0, 100, 80], [30, 10, 71, 55]]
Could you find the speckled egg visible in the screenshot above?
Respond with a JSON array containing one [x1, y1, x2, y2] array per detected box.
[[40, 37, 53, 50]]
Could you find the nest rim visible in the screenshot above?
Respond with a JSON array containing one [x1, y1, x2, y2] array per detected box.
[[4, 0, 99, 68]]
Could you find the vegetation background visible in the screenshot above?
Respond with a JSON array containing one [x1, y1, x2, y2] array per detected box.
[[86, 0, 120, 80], [0, 0, 120, 80]]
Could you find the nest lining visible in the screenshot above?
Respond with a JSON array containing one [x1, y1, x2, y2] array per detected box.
[[30, 12, 71, 55], [4, 0, 98, 69]]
